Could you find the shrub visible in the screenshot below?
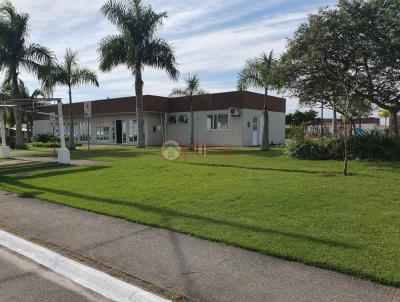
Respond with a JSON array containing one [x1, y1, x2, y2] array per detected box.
[[34, 133, 58, 143], [31, 141, 61, 148], [287, 132, 400, 161], [286, 126, 306, 140]]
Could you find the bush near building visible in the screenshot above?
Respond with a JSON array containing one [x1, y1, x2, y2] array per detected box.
[[287, 132, 400, 161]]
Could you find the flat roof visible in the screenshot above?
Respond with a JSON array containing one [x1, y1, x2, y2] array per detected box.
[[34, 91, 286, 120]]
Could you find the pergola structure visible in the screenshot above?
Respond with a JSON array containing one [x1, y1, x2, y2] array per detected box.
[[0, 98, 70, 164]]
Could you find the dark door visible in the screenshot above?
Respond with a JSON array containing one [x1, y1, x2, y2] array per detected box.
[[116, 120, 122, 144]]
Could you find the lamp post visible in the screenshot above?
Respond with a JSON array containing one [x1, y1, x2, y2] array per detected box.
[[0, 108, 11, 158]]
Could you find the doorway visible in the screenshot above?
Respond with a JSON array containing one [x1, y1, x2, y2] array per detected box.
[[252, 117, 259, 146], [116, 120, 122, 144]]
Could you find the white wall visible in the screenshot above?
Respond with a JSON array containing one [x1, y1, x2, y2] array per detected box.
[[166, 109, 285, 147], [242, 109, 285, 146], [166, 110, 242, 146]]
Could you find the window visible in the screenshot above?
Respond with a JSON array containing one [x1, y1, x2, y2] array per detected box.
[[167, 115, 177, 124], [152, 125, 157, 133], [207, 114, 229, 130], [79, 121, 91, 141], [96, 121, 112, 142], [129, 120, 137, 143], [178, 114, 188, 124]]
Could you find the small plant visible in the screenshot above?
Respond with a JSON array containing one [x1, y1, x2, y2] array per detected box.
[[34, 133, 58, 143]]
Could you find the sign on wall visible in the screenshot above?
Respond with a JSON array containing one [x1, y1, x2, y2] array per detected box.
[[84, 102, 92, 119]]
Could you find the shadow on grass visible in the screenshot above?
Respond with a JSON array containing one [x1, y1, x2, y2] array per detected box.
[[0, 166, 355, 250], [177, 161, 339, 175], [0, 163, 108, 178]]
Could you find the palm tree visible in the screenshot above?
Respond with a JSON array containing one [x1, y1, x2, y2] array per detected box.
[[98, 0, 179, 148], [1, 81, 44, 141], [42, 49, 99, 150], [0, 1, 54, 148], [237, 51, 277, 151], [170, 74, 207, 150]]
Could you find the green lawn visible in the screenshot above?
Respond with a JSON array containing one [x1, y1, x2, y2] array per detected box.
[[0, 146, 399, 286]]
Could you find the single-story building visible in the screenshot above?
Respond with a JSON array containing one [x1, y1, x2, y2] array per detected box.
[[305, 117, 381, 136], [33, 91, 286, 147]]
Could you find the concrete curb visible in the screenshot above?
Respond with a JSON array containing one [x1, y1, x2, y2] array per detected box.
[[0, 229, 171, 302]]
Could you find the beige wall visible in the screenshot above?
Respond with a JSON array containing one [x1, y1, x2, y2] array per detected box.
[[165, 109, 285, 147], [33, 109, 285, 147]]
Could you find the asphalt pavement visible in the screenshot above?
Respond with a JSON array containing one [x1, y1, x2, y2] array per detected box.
[[0, 246, 110, 302]]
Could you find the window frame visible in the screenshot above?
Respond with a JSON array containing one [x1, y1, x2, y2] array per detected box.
[[207, 114, 229, 130]]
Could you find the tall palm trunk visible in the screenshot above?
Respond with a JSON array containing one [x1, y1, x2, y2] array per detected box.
[[11, 72, 24, 148], [68, 87, 75, 150], [135, 67, 145, 148], [261, 91, 270, 151], [190, 94, 194, 150]]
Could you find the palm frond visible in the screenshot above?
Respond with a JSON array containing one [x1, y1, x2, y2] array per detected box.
[[24, 43, 55, 65], [101, 0, 131, 32], [71, 67, 99, 87], [170, 74, 207, 97], [98, 34, 128, 72], [64, 48, 79, 74], [143, 38, 179, 80], [169, 88, 188, 97]]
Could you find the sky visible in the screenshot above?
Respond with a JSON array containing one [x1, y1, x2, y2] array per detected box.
[[10, 0, 338, 115]]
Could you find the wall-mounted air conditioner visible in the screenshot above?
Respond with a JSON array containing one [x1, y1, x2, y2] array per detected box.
[[229, 107, 241, 116]]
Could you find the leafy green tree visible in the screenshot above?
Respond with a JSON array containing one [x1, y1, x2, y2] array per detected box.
[[170, 74, 207, 150], [41, 49, 98, 150], [0, 1, 54, 148], [237, 51, 277, 151], [98, 0, 179, 148]]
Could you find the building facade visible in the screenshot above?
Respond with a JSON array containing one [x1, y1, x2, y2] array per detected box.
[[33, 91, 286, 147]]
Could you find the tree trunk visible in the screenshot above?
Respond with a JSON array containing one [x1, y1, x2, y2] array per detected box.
[[320, 101, 324, 138], [343, 118, 349, 176], [261, 91, 270, 151], [10, 73, 24, 149], [68, 87, 75, 150], [135, 67, 145, 148], [332, 103, 337, 136], [189, 94, 194, 151], [391, 111, 399, 139]]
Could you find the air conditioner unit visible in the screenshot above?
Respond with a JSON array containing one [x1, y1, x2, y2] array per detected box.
[[229, 107, 241, 116]]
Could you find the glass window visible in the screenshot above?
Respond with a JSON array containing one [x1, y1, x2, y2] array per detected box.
[[178, 115, 188, 124], [217, 114, 228, 129], [96, 121, 112, 142], [167, 115, 177, 124], [79, 121, 91, 141], [128, 120, 137, 143], [207, 114, 228, 130]]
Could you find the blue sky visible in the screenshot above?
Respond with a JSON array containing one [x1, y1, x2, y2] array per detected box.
[[11, 0, 337, 114]]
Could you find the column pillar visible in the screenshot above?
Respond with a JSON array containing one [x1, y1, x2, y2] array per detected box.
[[57, 100, 70, 164], [0, 108, 10, 158]]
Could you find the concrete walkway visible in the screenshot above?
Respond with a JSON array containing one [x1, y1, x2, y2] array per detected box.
[[0, 190, 398, 302]]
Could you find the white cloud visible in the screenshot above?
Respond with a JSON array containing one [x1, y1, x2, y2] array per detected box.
[[6, 0, 336, 115]]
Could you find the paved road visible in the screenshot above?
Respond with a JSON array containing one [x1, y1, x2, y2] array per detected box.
[[0, 190, 399, 302], [0, 246, 110, 302]]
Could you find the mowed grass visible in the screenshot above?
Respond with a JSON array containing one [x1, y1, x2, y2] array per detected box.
[[0, 146, 399, 286]]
